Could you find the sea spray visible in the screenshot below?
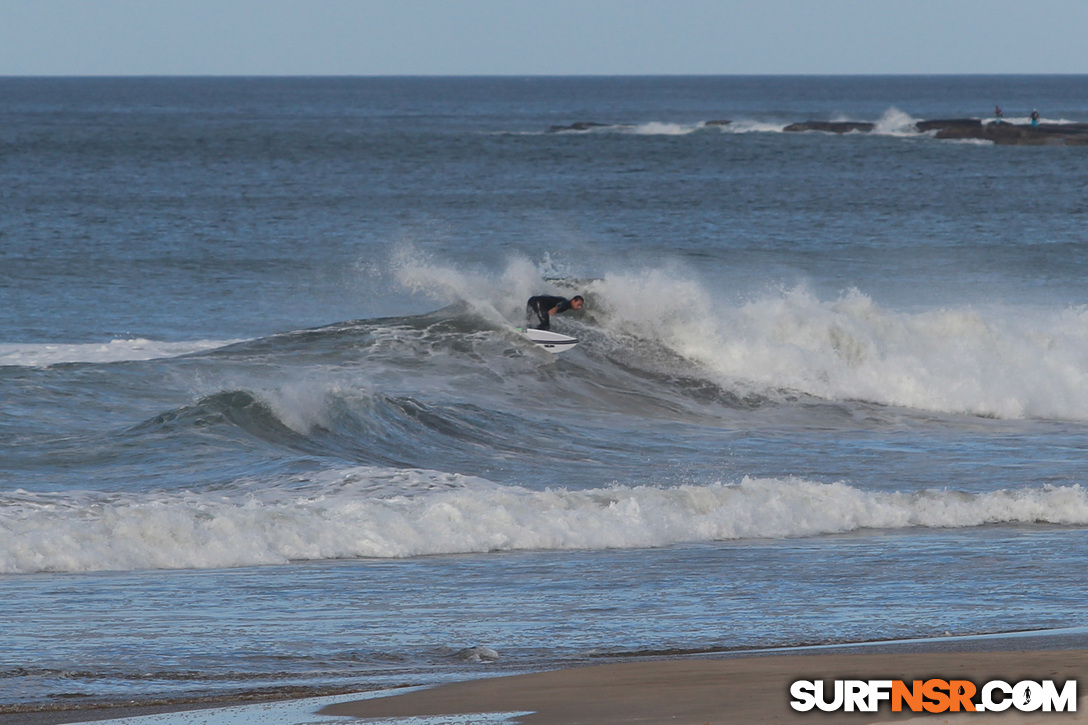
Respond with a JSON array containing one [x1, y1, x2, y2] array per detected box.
[[390, 245, 560, 326], [874, 107, 922, 135]]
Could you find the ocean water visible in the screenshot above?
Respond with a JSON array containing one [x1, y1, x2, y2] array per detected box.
[[4, 75, 1088, 711]]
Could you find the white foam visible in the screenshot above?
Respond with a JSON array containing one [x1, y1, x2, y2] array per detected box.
[[0, 338, 242, 367], [625, 122, 703, 136], [87, 691, 410, 725], [585, 270, 1088, 420], [4, 474, 1087, 574], [946, 138, 995, 146], [723, 119, 789, 134]]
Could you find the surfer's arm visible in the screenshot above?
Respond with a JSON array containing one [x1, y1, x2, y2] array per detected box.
[[549, 300, 571, 316]]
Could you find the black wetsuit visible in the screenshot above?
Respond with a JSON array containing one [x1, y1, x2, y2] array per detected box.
[[526, 295, 572, 330]]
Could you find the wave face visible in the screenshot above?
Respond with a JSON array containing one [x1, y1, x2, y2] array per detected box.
[[9, 272, 1088, 422], [7, 255, 1088, 575], [5, 475, 1087, 574], [5, 260, 1088, 574], [390, 254, 1088, 422]]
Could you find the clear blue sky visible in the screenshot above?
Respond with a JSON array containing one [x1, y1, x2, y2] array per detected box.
[[2, 0, 1086, 76]]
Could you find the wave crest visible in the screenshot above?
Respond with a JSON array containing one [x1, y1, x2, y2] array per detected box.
[[4, 476, 1086, 574]]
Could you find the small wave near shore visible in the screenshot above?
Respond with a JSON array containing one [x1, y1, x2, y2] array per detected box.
[[4, 474, 1087, 574]]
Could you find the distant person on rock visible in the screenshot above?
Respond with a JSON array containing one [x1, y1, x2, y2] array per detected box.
[[526, 295, 584, 331], [1031, 109, 1040, 127], [994, 105, 1003, 123]]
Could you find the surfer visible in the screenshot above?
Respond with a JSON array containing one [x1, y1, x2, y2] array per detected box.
[[526, 294, 584, 331]]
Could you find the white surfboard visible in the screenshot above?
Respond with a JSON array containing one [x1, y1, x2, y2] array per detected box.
[[520, 328, 579, 353]]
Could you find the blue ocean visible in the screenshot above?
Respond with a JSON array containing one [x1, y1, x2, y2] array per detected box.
[[4, 75, 1088, 713]]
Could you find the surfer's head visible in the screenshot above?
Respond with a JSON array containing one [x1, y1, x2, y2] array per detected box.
[[570, 296, 585, 310]]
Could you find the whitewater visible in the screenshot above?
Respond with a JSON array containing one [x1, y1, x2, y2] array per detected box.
[[5, 475, 1088, 574], [7, 269, 1088, 578]]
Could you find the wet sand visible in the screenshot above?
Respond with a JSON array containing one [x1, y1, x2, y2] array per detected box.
[[0, 687, 368, 725], [320, 649, 1088, 724]]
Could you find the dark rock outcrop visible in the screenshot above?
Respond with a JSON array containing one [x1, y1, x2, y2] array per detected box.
[[783, 121, 875, 134], [930, 121, 1088, 145], [547, 121, 611, 133], [915, 119, 982, 133], [545, 116, 1088, 145]]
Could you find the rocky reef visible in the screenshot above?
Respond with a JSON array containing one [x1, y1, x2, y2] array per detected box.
[[921, 119, 1088, 145], [782, 121, 875, 134], [547, 116, 1088, 145]]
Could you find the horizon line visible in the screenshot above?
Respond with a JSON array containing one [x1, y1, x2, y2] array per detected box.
[[3, 72, 1088, 80]]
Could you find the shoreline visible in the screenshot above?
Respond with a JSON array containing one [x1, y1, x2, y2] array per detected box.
[[9, 630, 1088, 725], [0, 687, 373, 725], [322, 649, 1088, 724]]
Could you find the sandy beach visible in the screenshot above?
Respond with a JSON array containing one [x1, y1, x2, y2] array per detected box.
[[320, 649, 1088, 725]]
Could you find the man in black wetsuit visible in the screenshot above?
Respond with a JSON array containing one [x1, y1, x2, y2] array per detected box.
[[526, 294, 584, 331]]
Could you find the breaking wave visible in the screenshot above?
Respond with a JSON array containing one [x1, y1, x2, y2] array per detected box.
[[389, 251, 1088, 421], [544, 108, 928, 137], [4, 475, 1087, 574]]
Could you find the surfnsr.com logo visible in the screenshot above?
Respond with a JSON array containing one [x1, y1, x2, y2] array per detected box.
[[790, 679, 1077, 713]]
